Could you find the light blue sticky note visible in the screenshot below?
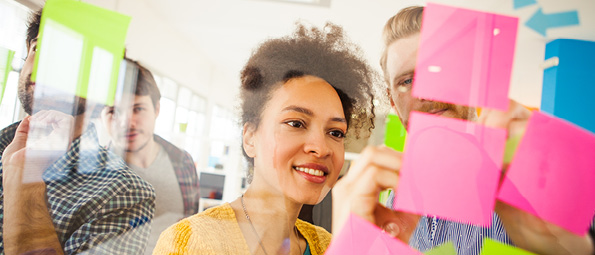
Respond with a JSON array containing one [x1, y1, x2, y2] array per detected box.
[[526, 8, 579, 36], [541, 39, 595, 134], [513, 0, 537, 9]]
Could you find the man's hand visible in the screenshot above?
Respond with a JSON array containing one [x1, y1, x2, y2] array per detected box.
[[477, 99, 530, 138], [496, 202, 594, 255], [479, 100, 594, 254], [3, 113, 69, 255], [332, 146, 420, 243]]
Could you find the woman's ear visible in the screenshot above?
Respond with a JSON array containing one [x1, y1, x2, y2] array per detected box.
[[243, 123, 257, 158]]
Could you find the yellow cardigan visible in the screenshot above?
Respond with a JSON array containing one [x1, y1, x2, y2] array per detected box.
[[153, 203, 332, 255]]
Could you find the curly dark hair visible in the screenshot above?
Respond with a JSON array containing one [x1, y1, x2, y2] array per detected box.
[[240, 22, 380, 169]]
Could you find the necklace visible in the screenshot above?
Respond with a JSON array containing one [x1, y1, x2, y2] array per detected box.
[[294, 224, 303, 255], [241, 194, 304, 255], [241, 194, 269, 255]]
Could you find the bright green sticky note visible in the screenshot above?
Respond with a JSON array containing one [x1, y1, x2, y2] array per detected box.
[[32, 0, 131, 106], [424, 241, 456, 255], [384, 114, 407, 152], [0, 47, 15, 105], [480, 238, 536, 255], [503, 134, 522, 164], [179, 123, 188, 133], [379, 189, 393, 204]]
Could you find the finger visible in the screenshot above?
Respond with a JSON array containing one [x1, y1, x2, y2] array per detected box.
[[375, 206, 421, 243], [345, 146, 402, 180], [348, 165, 400, 219], [2, 117, 31, 175], [4, 117, 31, 155]]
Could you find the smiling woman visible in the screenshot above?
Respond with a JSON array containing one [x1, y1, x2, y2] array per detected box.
[[153, 22, 379, 255]]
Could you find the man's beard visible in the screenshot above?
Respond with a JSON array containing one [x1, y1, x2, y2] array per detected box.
[[416, 101, 475, 120], [17, 74, 34, 115], [18, 74, 87, 116]]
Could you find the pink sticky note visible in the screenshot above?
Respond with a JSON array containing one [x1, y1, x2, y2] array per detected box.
[[413, 3, 518, 111], [326, 213, 422, 255], [497, 111, 595, 235], [394, 112, 507, 226]]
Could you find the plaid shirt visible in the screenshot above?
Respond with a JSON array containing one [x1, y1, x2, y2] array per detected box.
[[153, 135, 200, 217], [0, 121, 156, 254]]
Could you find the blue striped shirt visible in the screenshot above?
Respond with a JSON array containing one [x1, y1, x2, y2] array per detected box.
[[387, 189, 595, 255], [386, 192, 511, 255], [409, 214, 512, 255]]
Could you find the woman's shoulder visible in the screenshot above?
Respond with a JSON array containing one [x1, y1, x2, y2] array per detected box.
[[295, 219, 332, 255]]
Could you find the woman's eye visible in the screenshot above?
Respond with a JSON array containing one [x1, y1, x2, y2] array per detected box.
[[286, 120, 304, 128], [329, 130, 345, 138]]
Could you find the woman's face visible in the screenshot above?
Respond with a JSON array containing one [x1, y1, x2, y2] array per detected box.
[[243, 75, 346, 204]]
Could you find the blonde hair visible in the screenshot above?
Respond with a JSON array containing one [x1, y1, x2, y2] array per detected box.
[[379, 6, 424, 85]]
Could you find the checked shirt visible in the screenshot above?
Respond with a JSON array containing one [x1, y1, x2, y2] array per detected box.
[[0, 121, 156, 254], [153, 135, 200, 217]]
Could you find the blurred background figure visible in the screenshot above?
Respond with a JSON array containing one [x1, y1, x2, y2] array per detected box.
[[101, 59, 199, 254]]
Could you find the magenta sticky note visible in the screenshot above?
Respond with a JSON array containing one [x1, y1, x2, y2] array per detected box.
[[413, 3, 518, 111], [326, 213, 422, 255], [394, 112, 507, 226], [497, 111, 595, 235]]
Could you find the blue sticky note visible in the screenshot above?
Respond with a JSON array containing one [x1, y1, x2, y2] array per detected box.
[[541, 39, 595, 134], [513, 0, 537, 9], [525, 8, 579, 36]]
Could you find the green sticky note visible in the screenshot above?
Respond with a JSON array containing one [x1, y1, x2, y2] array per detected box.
[[384, 114, 407, 152], [503, 134, 522, 164], [424, 241, 456, 255], [379, 189, 393, 204], [0, 47, 15, 105], [480, 238, 536, 255], [179, 123, 188, 133], [32, 0, 131, 106]]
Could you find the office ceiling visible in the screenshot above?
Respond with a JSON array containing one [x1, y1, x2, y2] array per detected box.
[[13, 0, 595, 109]]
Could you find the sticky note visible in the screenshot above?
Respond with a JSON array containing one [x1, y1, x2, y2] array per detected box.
[[32, 0, 131, 106], [385, 114, 407, 152], [497, 111, 595, 235], [394, 112, 506, 226], [413, 3, 518, 111], [503, 134, 522, 164], [424, 241, 456, 255], [480, 238, 535, 255], [541, 39, 595, 134], [326, 213, 422, 255], [513, 0, 537, 9], [0, 47, 15, 105]]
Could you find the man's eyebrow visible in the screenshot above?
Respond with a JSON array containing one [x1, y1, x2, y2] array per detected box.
[[132, 103, 151, 109]]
